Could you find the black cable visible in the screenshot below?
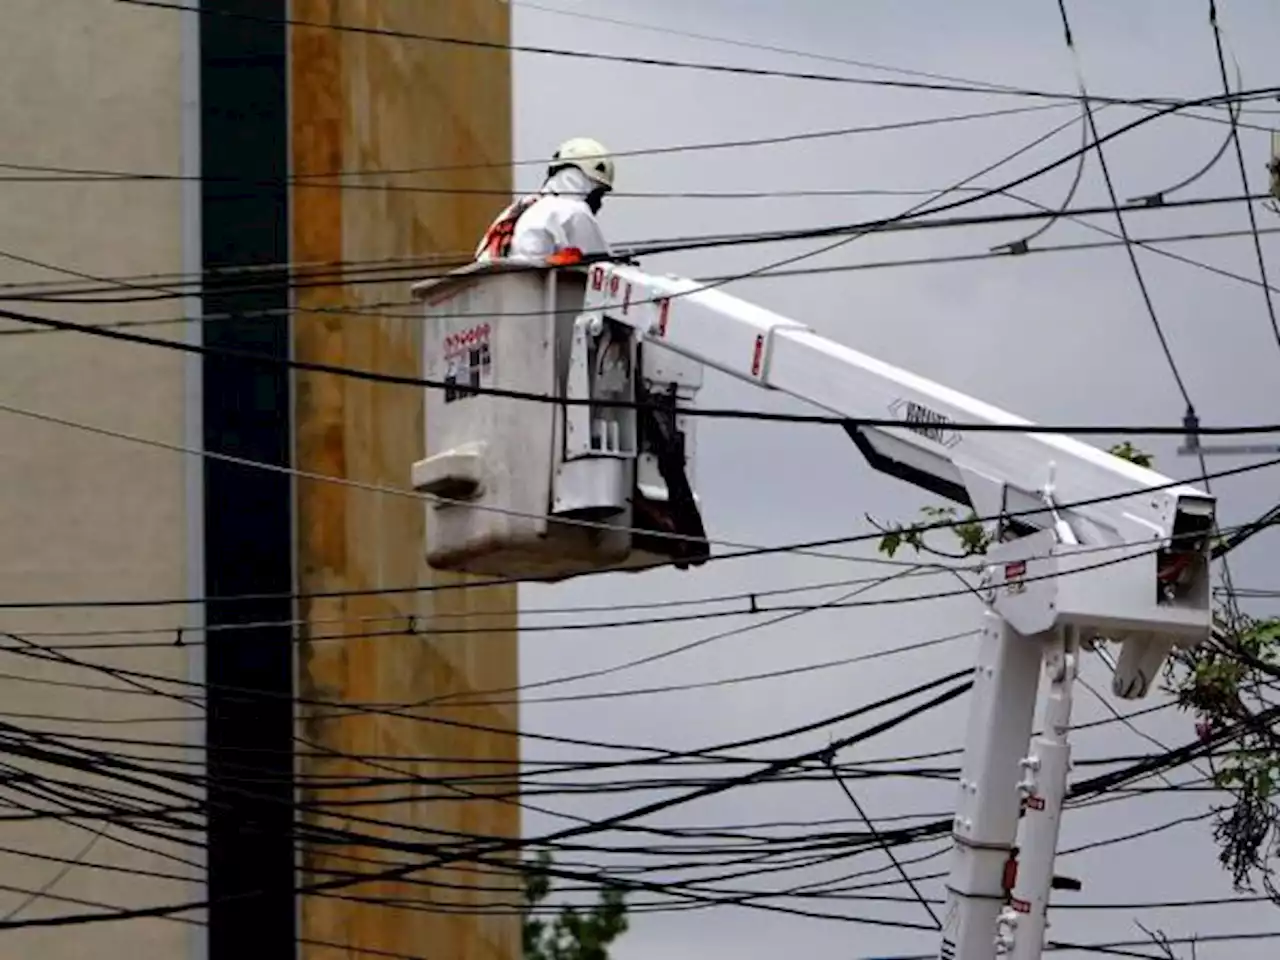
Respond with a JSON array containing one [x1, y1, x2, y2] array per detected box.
[[0, 82, 1271, 318], [3, 222, 1276, 349], [1, 86, 1273, 425], [0, 716, 1239, 926], [0, 627, 981, 784], [1055, 1, 1193, 406], [0, 451, 1271, 615], [5, 702, 1203, 795], [6, 295, 1272, 434], [0, 678, 975, 930], [0, 191, 1272, 312], [0, 741, 892, 912], [0, 542, 1201, 729], [623, 191, 1269, 260], [3, 191, 1267, 308], [821, 752, 941, 930], [1048, 930, 1280, 953], [4, 566, 954, 642], [113, 0, 1241, 108], [4, 630, 979, 768], [515, 0, 1279, 129], [0, 660, 1228, 855], [0, 101, 1074, 195], [1055, 0, 1251, 644], [1207, 0, 1280, 354]]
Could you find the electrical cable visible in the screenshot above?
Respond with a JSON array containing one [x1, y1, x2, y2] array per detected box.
[[113, 0, 1257, 110], [1, 185, 1273, 312], [0, 101, 1077, 195], [622, 191, 1270, 259], [2, 566, 954, 641], [0, 542, 1205, 731], [2, 83, 1273, 320], [4, 220, 1276, 346], [512, 0, 1280, 126], [1053, 2, 1253, 711], [0, 727, 1239, 926], [0, 427, 1259, 619], [6, 18, 1272, 940], [0, 628, 1245, 825], [1049, 930, 1280, 953], [1054, 2, 1195, 402], [1207, 0, 1280, 354], [0, 397, 1270, 614], [13, 292, 1280, 435], [12, 285, 1280, 441], [0, 628, 983, 781], [4, 191, 1270, 309], [821, 751, 941, 929], [0, 676, 977, 930]]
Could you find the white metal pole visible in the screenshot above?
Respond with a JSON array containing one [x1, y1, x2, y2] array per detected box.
[[1005, 627, 1079, 960], [938, 608, 1045, 960]]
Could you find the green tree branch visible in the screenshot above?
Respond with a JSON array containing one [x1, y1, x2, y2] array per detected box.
[[522, 850, 630, 960]]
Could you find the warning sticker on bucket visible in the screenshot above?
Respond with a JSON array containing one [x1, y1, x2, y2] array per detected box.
[[442, 322, 493, 403]]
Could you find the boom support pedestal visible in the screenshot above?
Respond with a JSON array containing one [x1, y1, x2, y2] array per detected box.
[[939, 611, 1044, 959]]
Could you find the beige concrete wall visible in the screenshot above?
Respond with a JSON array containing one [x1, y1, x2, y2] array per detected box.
[[0, 1, 197, 958], [291, 3, 521, 960]]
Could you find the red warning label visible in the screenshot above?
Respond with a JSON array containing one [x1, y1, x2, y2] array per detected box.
[[443, 322, 491, 359], [1005, 560, 1027, 595], [750, 335, 765, 376]]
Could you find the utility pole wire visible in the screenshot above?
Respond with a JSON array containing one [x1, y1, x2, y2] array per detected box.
[[1206, 0, 1280, 356], [821, 748, 941, 930]]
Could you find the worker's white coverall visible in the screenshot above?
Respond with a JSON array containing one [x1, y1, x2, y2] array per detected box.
[[474, 167, 611, 262]]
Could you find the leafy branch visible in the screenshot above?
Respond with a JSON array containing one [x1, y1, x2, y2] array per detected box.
[[522, 850, 629, 960]]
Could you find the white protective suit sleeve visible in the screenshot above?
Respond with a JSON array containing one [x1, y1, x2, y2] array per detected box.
[[475, 167, 611, 262]]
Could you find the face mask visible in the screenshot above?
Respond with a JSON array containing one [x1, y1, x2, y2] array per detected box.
[[587, 188, 607, 215]]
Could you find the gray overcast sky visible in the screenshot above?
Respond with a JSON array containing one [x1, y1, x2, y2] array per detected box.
[[506, 2, 1280, 958]]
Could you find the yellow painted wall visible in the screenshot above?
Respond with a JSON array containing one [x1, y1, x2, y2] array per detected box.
[[291, 3, 521, 958]]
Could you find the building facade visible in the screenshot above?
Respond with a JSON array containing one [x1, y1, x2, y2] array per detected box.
[[0, 2, 518, 958]]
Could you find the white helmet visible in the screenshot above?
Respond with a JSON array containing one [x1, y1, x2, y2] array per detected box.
[[549, 137, 615, 190]]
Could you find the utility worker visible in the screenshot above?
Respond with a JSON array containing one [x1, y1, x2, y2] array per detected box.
[[475, 137, 616, 263]]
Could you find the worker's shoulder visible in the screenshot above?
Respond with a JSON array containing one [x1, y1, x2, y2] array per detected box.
[[524, 194, 591, 219]]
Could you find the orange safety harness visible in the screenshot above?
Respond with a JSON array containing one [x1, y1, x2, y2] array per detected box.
[[478, 195, 539, 260]]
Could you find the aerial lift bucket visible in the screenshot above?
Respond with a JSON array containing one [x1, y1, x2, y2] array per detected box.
[[410, 262, 707, 582]]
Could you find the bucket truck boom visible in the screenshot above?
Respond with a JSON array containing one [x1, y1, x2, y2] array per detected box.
[[410, 259, 1216, 960]]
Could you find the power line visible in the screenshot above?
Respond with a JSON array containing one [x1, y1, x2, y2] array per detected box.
[[15, 410, 1280, 613], [0, 701, 1239, 926], [0, 101, 1076, 194], [1207, 0, 1280, 355], [113, 0, 1256, 109], [6, 190, 1268, 308], [1055, 1, 1252, 656], [0, 668, 976, 930], [9, 295, 1280, 436], [623, 191, 1271, 259], [0, 385, 1275, 612], [822, 751, 941, 929], [3, 89, 1272, 433], [0, 504, 1264, 660], [512, 0, 1280, 128], [3, 220, 1276, 343], [1055, 1, 1196, 404], [1050, 930, 1280, 953]]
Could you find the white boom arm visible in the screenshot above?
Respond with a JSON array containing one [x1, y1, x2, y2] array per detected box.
[[574, 260, 1215, 960], [581, 262, 1213, 661]]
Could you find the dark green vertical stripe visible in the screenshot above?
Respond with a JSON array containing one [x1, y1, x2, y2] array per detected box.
[[199, 1, 295, 956]]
